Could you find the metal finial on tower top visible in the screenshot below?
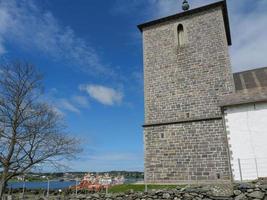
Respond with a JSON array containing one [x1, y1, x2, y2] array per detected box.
[[182, 0, 190, 11]]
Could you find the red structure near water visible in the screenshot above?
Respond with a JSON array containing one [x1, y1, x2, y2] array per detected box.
[[70, 173, 124, 192]]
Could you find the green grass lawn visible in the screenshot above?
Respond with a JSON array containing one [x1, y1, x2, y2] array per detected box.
[[108, 184, 179, 193]]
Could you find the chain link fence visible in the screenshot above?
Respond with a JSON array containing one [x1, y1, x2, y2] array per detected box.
[[233, 157, 267, 181]]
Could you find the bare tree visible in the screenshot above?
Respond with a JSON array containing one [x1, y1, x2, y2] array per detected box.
[[0, 62, 81, 198]]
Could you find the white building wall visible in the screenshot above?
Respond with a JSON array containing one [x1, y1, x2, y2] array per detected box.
[[224, 102, 267, 181]]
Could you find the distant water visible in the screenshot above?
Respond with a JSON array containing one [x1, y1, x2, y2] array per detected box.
[[7, 178, 144, 190], [7, 181, 77, 190]]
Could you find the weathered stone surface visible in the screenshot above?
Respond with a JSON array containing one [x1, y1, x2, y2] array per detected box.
[[233, 190, 242, 196], [234, 193, 247, 200], [238, 183, 256, 190], [162, 192, 171, 198], [144, 120, 232, 183], [259, 185, 267, 190], [247, 191, 265, 199], [142, 7, 234, 125], [142, 2, 234, 183]]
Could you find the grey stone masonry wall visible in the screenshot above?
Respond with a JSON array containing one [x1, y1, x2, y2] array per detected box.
[[142, 5, 235, 184], [143, 7, 234, 124], [144, 120, 231, 183]]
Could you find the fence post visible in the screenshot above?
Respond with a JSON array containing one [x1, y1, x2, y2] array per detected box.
[[145, 184, 148, 192], [105, 186, 108, 195], [255, 158, 259, 178], [22, 176, 25, 199], [46, 178, 50, 198], [238, 158, 243, 182], [75, 178, 78, 197], [188, 166, 190, 187]]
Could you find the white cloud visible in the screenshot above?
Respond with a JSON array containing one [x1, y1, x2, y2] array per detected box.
[[111, 0, 215, 18], [229, 0, 267, 72], [43, 89, 90, 115], [72, 95, 90, 108], [88, 152, 139, 162], [51, 106, 64, 117], [152, 0, 216, 18], [67, 151, 144, 172], [57, 99, 80, 114], [0, 4, 9, 55], [0, 0, 113, 76], [80, 84, 123, 106]]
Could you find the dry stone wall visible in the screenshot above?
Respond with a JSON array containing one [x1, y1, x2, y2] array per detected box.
[[6, 180, 267, 200]]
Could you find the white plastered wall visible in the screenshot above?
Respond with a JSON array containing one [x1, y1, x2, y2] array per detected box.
[[224, 102, 267, 181]]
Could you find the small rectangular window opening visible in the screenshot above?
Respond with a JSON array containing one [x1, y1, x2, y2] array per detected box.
[[177, 24, 185, 47]]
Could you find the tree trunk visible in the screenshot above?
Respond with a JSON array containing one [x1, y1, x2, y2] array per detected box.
[[0, 180, 5, 199], [0, 170, 8, 199]]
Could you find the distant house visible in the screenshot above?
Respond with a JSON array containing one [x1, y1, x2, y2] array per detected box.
[[63, 173, 75, 180], [16, 176, 24, 181]]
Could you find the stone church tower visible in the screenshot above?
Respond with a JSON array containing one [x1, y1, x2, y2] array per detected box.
[[138, 0, 235, 184]]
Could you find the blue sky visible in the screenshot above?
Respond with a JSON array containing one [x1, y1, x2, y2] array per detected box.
[[0, 0, 266, 172]]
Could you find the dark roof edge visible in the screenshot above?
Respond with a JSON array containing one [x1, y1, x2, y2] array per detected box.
[[233, 66, 267, 75], [137, 0, 232, 45], [220, 99, 267, 107]]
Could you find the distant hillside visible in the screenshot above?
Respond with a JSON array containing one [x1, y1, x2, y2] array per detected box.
[[26, 171, 144, 180], [65, 171, 144, 179]]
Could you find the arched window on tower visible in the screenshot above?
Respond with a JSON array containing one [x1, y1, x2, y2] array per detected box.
[[177, 24, 185, 47]]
